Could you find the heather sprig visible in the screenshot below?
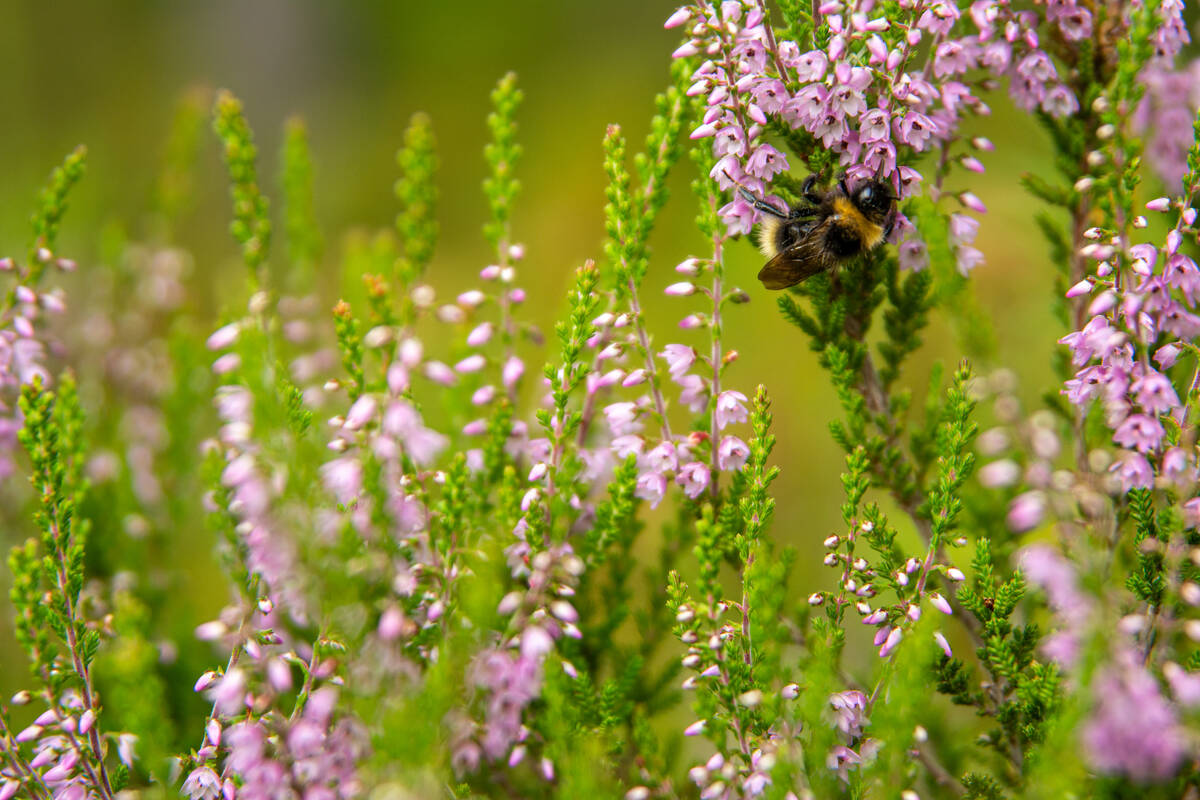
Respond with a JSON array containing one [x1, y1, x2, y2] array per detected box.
[[1, 375, 133, 800], [5, 2, 1200, 797], [213, 89, 272, 284], [394, 111, 438, 291], [27, 145, 86, 286], [280, 115, 323, 286]]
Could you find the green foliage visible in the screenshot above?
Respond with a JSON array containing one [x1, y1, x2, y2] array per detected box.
[[603, 63, 688, 293], [27, 145, 87, 284], [395, 111, 439, 287], [156, 87, 210, 233], [280, 115, 323, 285], [483, 72, 523, 254], [213, 89, 272, 282]]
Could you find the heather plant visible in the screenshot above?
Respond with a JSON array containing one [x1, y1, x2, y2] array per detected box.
[[3, 2, 1200, 799]]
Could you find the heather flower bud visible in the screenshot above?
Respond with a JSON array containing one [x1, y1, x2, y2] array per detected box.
[[665, 281, 697, 296], [458, 289, 485, 307], [879, 626, 903, 656], [958, 192, 988, 214], [206, 323, 241, 351], [823, 534, 840, 548], [10, 690, 31, 705], [928, 592, 953, 615], [738, 689, 763, 707], [684, 720, 707, 736], [808, 592, 825, 605], [1066, 279, 1092, 297], [195, 621, 227, 641]]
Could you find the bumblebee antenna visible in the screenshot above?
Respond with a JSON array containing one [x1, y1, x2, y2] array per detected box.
[[723, 170, 789, 219]]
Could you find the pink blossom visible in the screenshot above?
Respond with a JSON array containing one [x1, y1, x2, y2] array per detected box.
[[714, 390, 749, 429], [677, 461, 711, 499], [717, 436, 750, 471]]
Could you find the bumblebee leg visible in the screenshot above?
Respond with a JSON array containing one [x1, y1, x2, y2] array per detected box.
[[882, 213, 896, 240], [788, 206, 819, 220], [801, 173, 822, 205], [737, 187, 791, 219]]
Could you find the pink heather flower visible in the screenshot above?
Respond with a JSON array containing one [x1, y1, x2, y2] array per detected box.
[[1131, 369, 1179, 415], [424, 361, 457, 386], [604, 402, 641, 436], [206, 323, 240, 350], [894, 111, 935, 150], [958, 192, 988, 214], [677, 461, 711, 499], [1006, 491, 1046, 532], [879, 626, 903, 657], [321, 457, 363, 505], [645, 440, 679, 474], [714, 390, 749, 429], [661, 344, 696, 379], [211, 669, 247, 716], [829, 691, 868, 738], [928, 592, 952, 615], [898, 233, 928, 272], [1164, 662, 1200, 707], [636, 472, 667, 508], [1041, 85, 1079, 118], [1083, 661, 1186, 782], [344, 395, 377, 430], [502, 355, 525, 389], [1112, 450, 1154, 491], [717, 436, 750, 471], [182, 767, 222, 800], [677, 374, 709, 413], [794, 49, 828, 81], [745, 143, 789, 180], [1113, 414, 1165, 453], [611, 434, 644, 459], [933, 631, 952, 658], [664, 6, 691, 28], [979, 459, 1019, 488], [455, 354, 486, 374], [467, 322, 494, 347]]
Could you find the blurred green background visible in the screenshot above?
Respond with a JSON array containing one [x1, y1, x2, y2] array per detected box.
[[0, 0, 1070, 711]]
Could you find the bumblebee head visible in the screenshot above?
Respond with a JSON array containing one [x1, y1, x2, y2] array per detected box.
[[851, 180, 896, 226]]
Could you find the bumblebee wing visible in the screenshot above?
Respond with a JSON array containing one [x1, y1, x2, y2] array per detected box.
[[756, 223, 836, 290]]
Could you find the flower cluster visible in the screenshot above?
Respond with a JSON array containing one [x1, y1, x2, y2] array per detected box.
[[1060, 195, 1200, 498], [183, 674, 367, 800], [1020, 544, 1194, 782], [666, 0, 1077, 242], [0, 251, 69, 480]]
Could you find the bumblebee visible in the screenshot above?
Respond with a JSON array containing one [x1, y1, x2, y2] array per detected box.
[[741, 174, 897, 290]]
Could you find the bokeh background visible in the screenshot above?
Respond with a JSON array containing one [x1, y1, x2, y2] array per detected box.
[[0, 0, 1079, 718]]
